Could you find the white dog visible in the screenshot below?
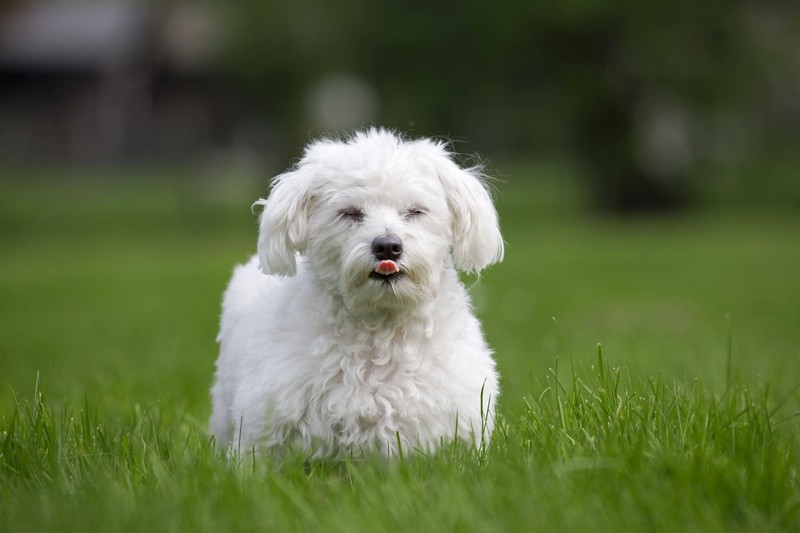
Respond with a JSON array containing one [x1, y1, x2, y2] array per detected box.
[[209, 129, 504, 457]]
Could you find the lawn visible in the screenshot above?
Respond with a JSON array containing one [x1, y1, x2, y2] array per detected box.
[[1, 165, 799, 531]]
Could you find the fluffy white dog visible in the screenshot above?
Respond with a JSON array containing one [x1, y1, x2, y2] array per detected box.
[[209, 129, 504, 457]]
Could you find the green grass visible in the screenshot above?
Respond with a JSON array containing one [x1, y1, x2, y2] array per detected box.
[[1, 167, 799, 531]]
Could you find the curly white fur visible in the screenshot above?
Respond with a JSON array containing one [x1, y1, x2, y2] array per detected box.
[[209, 129, 504, 457]]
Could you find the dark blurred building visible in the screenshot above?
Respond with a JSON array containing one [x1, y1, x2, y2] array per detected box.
[[0, 1, 259, 166]]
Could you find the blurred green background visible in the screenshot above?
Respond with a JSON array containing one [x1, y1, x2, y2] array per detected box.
[[1, 1, 799, 418]]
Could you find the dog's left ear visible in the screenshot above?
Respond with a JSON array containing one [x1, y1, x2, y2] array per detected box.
[[431, 154, 504, 273], [253, 169, 313, 276]]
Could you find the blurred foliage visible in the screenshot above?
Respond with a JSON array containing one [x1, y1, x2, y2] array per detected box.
[[219, 0, 800, 211]]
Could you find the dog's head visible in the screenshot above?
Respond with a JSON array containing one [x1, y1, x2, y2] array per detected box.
[[254, 129, 504, 313]]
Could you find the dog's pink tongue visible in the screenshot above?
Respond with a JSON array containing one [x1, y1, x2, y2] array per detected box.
[[375, 260, 399, 275]]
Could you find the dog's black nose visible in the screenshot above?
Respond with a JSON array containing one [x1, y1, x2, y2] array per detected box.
[[372, 235, 403, 261]]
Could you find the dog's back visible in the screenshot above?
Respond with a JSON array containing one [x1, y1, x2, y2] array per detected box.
[[210, 256, 283, 444]]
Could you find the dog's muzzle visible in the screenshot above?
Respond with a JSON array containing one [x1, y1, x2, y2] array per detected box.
[[370, 235, 403, 282]]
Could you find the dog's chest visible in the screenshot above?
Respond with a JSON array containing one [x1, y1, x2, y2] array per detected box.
[[299, 328, 448, 438]]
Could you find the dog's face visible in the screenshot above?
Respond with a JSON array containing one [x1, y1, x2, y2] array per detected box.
[[305, 162, 454, 313], [255, 130, 504, 314]]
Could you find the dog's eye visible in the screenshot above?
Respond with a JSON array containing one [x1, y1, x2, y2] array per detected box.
[[339, 208, 365, 223], [405, 207, 428, 220]]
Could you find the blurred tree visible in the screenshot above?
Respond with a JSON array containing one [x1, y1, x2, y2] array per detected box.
[[220, 0, 799, 212]]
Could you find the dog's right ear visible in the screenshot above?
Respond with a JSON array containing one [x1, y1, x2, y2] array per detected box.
[[254, 169, 312, 276]]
